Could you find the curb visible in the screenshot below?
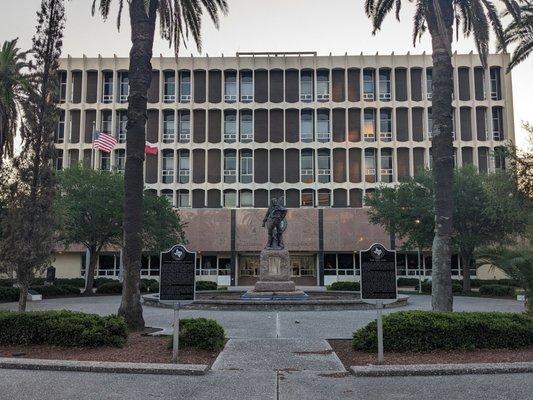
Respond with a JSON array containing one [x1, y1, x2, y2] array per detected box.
[[0, 357, 209, 376], [349, 362, 533, 377]]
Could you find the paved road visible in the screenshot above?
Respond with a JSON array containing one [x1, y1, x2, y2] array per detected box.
[[0, 295, 530, 400], [1, 369, 531, 400]]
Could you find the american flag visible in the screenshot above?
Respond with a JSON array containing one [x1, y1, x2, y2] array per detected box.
[[93, 131, 117, 153]]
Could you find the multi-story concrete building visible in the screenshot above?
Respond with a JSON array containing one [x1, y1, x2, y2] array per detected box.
[[53, 51, 514, 286]]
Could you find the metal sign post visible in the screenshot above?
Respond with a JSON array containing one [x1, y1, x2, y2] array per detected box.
[[376, 300, 384, 363], [360, 243, 398, 364], [172, 301, 180, 363]]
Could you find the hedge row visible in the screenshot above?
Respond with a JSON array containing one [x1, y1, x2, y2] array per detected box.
[[479, 284, 516, 297], [352, 311, 533, 352], [167, 318, 225, 350], [327, 281, 360, 291], [415, 280, 464, 294], [0, 310, 128, 347], [0, 287, 20, 302]]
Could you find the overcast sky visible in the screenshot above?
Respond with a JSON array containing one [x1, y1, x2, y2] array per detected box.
[[2, 0, 531, 147]]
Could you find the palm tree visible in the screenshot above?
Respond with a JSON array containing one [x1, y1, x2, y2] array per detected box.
[[0, 38, 30, 164], [364, 0, 512, 311], [92, 0, 228, 330], [476, 247, 533, 313], [503, 2, 533, 70]]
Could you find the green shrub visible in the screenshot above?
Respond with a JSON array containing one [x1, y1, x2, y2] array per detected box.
[[328, 281, 360, 291], [55, 278, 86, 288], [470, 279, 519, 288], [196, 281, 218, 291], [0, 310, 128, 347], [0, 279, 15, 287], [31, 278, 46, 286], [415, 280, 463, 294], [479, 284, 516, 297], [178, 318, 225, 350], [141, 279, 159, 293], [0, 287, 19, 302], [352, 311, 533, 352], [96, 282, 123, 294], [93, 277, 116, 288], [397, 278, 419, 287], [30, 285, 81, 298]]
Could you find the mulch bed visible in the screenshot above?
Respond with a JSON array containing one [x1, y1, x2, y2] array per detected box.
[[0, 331, 223, 365], [329, 339, 533, 367]]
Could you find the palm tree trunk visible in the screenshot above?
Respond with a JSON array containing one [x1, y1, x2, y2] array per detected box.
[[461, 252, 472, 292], [18, 284, 28, 312], [118, 0, 157, 330], [428, 1, 455, 312]]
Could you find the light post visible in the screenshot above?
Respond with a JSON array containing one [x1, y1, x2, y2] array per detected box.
[[414, 219, 422, 294]]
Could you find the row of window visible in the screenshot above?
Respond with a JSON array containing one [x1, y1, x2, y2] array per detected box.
[[54, 106, 506, 144], [57, 65, 504, 105]]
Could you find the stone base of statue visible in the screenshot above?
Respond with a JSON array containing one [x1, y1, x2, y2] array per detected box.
[[241, 248, 308, 300]]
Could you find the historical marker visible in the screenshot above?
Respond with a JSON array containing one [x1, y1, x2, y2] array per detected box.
[[159, 244, 196, 301], [360, 243, 397, 301]]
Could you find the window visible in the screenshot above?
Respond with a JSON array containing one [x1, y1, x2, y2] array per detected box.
[[363, 109, 376, 141], [161, 190, 174, 206], [55, 110, 65, 143], [101, 110, 112, 133], [301, 149, 314, 183], [115, 149, 125, 172], [224, 110, 237, 142], [317, 149, 330, 183], [316, 70, 330, 101], [317, 189, 331, 207], [100, 152, 111, 171], [426, 68, 433, 100], [379, 69, 391, 101], [116, 110, 127, 143], [163, 111, 175, 143], [363, 69, 375, 100], [300, 70, 314, 101], [492, 107, 503, 141], [240, 190, 253, 207], [224, 71, 237, 102], [364, 148, 377, 182], [379, 109, 392, 141], [164, 71, 175, 102], [427, 107, 433, 139], [119, 71, 129, 103], [178, 111, 190, 142], [240, 70, 253, 102], [179, 71, 191, 102], [223, 190, 237, 208], [55, 149, 63, 171], [301, 189, 314, 207], [178, 150, 189, 183], [58, 71, 67, 102], [224, 150, 237, 183], [490, 67, 501, 100], [240, 110, 253, 142], [301, 109, 314, 142], [102, 71, 113, 103], [240, 150, 253, 184], [162, 150, 174, 183], [177, 190, 190, 208], [316, 109, 330, 142], [494, 147, 506, 170], [380, 148, 393, 183]]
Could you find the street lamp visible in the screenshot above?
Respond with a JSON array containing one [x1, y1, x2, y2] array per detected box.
[[414, 219, 422, 294]]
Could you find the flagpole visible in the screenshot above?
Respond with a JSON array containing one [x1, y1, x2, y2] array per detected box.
[[92, 121, 96, 170]]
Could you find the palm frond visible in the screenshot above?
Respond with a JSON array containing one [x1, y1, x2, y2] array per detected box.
[[412, 0, 427, 46], [508, 36, 533, 69]]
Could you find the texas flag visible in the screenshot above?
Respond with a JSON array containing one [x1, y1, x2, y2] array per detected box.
[[144, 142, 158, 155]]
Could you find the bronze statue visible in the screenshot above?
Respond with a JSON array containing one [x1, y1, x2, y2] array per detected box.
[[262, 197, 288, 249]]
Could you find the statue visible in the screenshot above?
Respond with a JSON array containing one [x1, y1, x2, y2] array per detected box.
[[262, 197, 288, 249]]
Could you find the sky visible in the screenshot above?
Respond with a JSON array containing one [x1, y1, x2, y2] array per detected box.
[[2, 0, 531, 148]]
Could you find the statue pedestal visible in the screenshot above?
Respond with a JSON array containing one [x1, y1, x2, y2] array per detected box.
[[241, 248, 308, 300]]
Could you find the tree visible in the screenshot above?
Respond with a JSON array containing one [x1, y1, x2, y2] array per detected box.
[[56, 166, 187, 294], [92, 0, 228, 330], [502, 2, 533, 70], [0, 38, 30, 164], [56, 166, 124, 295], [476, 247, 533, 313], [0, 0, 64, 311], [364, 0, 513, 311], [504, 121, 533, 200], [366, 167, 528, 292]]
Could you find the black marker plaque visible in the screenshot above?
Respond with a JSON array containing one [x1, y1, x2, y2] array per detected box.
[[159, 245, 196, 301], [360, 243, 397, 300]]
